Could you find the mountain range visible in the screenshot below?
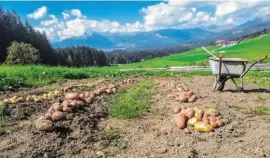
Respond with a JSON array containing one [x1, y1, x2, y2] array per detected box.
[[52, 18, 270, 51]]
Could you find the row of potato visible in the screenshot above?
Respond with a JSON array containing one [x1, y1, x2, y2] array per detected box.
[[175, 91, 197, 103], [0, 90, 61, 105], [173, 106, 224, 132], [35, 84, 118, 132]]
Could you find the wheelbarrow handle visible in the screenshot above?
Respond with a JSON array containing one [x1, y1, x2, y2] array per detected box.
[[259, 55, 268, 61]]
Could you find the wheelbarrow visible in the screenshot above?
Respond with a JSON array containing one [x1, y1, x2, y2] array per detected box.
[[202, 47, 268, 91]]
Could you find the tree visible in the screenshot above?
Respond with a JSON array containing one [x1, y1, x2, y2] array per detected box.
[[5, 41, 40, 65]]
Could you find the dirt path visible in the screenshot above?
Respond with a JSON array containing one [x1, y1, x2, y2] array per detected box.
[[1, 76, 270, 158]]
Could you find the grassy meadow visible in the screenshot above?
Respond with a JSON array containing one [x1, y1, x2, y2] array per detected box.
[[114, 34, 270, 69]]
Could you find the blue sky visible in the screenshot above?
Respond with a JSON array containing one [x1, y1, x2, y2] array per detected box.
[[1, 1, 270, 42]]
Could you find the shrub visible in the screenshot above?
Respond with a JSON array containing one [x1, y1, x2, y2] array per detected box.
[[5, 41, 40, 65]]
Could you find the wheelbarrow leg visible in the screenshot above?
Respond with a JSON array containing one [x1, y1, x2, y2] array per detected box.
[[231, 78, 242, 91], [212, 76, 218, 91], [240, 77, 244, 91]]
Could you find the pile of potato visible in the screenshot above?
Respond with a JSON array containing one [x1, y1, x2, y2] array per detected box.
[[35, 84, 118, 132], [175, 91, 197, 103], [0, 90, 61, 105], [173, 106, 224, 133]]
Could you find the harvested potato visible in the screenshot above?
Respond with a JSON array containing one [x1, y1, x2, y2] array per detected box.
[[108, 84, 116, 89], [185, 108, 195, 119], [202, 116, 209, 124], [184, 91, 194, 97], [52, 102, 63, 111], [83, 97, 94, 104], [63, 106, 72, 113], [216, 120, 224, 127], [208, 116, 216, 121], [173, 106, 182, 114], [48, 107, 56, 115], [174, 113, 188, 129], [188, 95, 197, 103], [52, 111, 67, 121], [194, 122, 213, 132], [79, 93, 85, 99], [194, 109, 203, 121], [35, 117, 55, 132], [84, 92, 90, 97], [188, 117, 198, 126], [69, 100, 77, 108], [75, 100, 85, 108], [210, 120, 218, 128], [62, 100, 70, 107], [106, 88, 113, 94], [65, 92, 79, 100], [179, 96, 189, 103], [111, 88, 117, 93]]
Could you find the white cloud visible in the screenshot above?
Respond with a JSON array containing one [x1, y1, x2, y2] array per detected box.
[[40, 14, 58, 26], [62, 12, 70, 20], [27, 6, 47, 19], [226, 17, 234, 24], [215, 1, 239, 16], [70, 9, 86, 18], [192, 8, 196, 12]]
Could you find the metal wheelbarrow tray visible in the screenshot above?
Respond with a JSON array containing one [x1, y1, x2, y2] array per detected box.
[[208, 56, 268, 91]]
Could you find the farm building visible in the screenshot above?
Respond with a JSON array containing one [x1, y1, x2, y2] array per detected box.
[[216, 40, 225, 46]]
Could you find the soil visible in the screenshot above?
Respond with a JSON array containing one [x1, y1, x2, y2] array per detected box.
[[1, 76, 270, 158]]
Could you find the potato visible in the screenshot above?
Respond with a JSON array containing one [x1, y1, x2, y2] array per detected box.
[[79, 93, 85, 99], [52, 102, 63, 111], [108, 84, 116, 89], [83, 97, 94, 104], [76, 100, 85, 108], [184, 91, 194, 97], [216, 116, 222, 120], [175, 97, 180, 101], [210, 120, 218, 128], [48, 107, 56, 115], [63, 106, 72, 113], [85, 92, 90, 97], [106, 88, 113, 94], [179, 96, 189, 103], [35, 118, 55, 132], [208, 116, 216, 121], [194, 122, 213, 132], [185, 108, 195, 119], [69, 100, 77, 108], [216, 120, 224, 127], [51, 111, 67, 121], [174, 113, 188, 129], [194, 109, 203, 121], [65, 92, 79, 100], [173, 106, 182, 114], [188, 95, 197, 103], [62, 100, 70, 107], [111, 88, 117, 93], [202, 116, 209, 124], [188, 117, 198, 126]]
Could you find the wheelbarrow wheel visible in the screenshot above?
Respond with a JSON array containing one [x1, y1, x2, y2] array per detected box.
[[216, 76, 226, 91]]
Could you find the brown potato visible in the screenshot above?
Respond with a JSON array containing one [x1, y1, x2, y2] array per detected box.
[[188, 95, 197, 103], [185, 108, 195, 119], [65, 92, 79, 100], [106, 88, 113, 94], [205, 108, 218, 116], [174, 113, 188, 129], [51, 111, 67, 121], [108, 84, 116, 89], [210, 120, 218, 128], [79, 93, 85, 99], [69, 100, 77, 108], [173, 106, 182, 114], [194, 122, 213, 132], [216, 120, 224, 127], [184, 91, 194, 97], [52, 102, 63, 111], [175, 97, 180, 101], [208, 116, 216, 121], [179, 96, 189, 103], [202, 116, 209, 124], [63, 106, 72, 113], [62, 100, 70, 108], [83, 97, 94, 104]]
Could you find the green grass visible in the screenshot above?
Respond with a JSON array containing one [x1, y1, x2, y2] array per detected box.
[[109, 80, 155, 119], [114, 34, 270, 69], [234, 104, 270, 115], [0, 65, 213, 91]]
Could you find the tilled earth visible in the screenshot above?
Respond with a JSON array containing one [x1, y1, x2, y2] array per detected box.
[[0, 76, 270, 158]]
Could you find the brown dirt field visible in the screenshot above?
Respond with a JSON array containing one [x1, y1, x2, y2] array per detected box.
[[1, 76, 270, 158]]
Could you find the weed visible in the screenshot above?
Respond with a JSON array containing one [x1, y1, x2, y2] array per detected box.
[[252, 106, 270, 115], [255, 94, 266, 101], [112, 141, 128, 149], [109, 80, 155, 119], [102, 129, 120, 140]]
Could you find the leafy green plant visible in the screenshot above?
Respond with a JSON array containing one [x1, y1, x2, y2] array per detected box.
[[252, 106, 270, 115], [109, 80, 155, 119]]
